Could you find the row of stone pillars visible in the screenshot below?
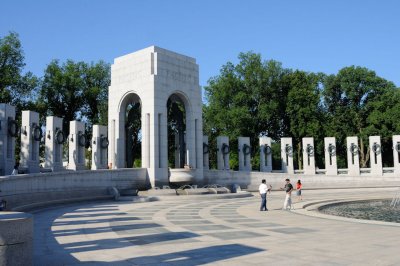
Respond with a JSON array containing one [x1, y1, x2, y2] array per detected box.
[[0, 104, 108, 175], [203, 135, 400, 176]]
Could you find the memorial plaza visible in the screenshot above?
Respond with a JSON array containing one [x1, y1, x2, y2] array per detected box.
[[32, 187, 399, 265], [1, 46, 399, 266]]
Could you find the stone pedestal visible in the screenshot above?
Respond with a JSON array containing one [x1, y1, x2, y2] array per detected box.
[[302, 137, 315, 175], [203, 135, 209, 170], [217, 136, 229, 170], [281, 137, 294, 174], [260, 136, 272, 172], [347, 136, 360, 176], [324, 137, 337, 175], [68, 121, 86, 170], [0, 104, 16, 176], [0, 212, 33, 266], [20, 111, 40, 173], [369, 136, 382, 176], [44, 116, 64, 171], [91, 125, 108, 170], [393, 135, 400, 175], [238, 137, 251, 171]]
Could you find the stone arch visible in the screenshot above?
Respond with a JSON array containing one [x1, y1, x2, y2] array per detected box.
[[108, 46, 203, 187], [165, 90, 199, 170], [118, 91, 142, 168], [166, 91, 192, 169]]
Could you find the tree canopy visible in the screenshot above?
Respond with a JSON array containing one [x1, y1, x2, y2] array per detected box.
[[204, 52, 400, 169], [0, 32, 38, 110], [38, 59, 110, 132], [2, 32, 400, 170]]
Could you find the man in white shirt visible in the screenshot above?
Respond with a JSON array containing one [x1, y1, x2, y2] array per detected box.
[[259, 179, 271, 211]]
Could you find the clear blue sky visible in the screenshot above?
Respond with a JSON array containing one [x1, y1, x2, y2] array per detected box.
[[1, 0, 399, 87]]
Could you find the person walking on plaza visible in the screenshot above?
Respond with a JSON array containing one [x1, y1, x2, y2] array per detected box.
[[280, 178, 293, 210], [296, 179, 303, 201], [259, 179, 271, 211]]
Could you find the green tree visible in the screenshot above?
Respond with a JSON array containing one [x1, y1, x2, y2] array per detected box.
[[0, 32, 39, 163], [0, 32, 24, 103], [323, 66, 398, 167], [0, 32, 39, 108], [39, 60, 85, 133], [203, 52, 291, 170], [39, 59, 110, 133], [286, 70, 325, 168], [81, 61, 110, 126]]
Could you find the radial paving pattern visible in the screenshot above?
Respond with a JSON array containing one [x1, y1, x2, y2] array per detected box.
[[33, 188, 400, 265]]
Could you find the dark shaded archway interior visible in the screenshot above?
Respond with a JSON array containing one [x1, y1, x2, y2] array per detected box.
[[124, 96, 141, 168], [167, 94, 186, 168]]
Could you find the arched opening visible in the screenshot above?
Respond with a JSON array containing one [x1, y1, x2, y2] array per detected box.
[[167, 94, 187, 168], [119, 93, 142, 168]]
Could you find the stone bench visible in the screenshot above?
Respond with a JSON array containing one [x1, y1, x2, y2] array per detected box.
[[0, 212, 33, 266]]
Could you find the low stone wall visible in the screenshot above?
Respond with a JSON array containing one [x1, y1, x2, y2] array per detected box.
[[0, 212, 33, 266], [0, 168, 149, 211], [204, 170, 400, 191]]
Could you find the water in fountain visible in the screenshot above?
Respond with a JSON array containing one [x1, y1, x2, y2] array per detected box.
[[320, 199, 400, 223]]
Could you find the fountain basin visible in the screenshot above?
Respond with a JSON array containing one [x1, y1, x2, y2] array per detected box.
[[319, 199, 400, 223]]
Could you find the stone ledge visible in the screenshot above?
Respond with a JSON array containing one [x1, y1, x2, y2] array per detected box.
[[0, 212, 33, 266]]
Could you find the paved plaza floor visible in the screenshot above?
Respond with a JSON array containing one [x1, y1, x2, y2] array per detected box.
[[33, 188, 400, 265]]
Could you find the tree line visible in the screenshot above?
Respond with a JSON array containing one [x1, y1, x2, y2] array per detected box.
[[203, 52, 400, 170], [1, 32, 109, 162], [0, 32, 109, 132], [2, 32, 400, 170]]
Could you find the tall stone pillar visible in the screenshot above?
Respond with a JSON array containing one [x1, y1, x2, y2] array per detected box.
[[346, 136, 360, 176], [238, 137, 251, 171], [302, 137, 315, 175], [260, 136, 272, 172], [44, 116, 64, 172], [281, 137, 294, 174], [92, 125, 108, 170], [20, 111, 41, 173], [0, 104, 16, 175], [393, 135, 400, 175], [369, 136, 382, 176], [68, 121, 86, 170], [324, 137, 337, 175], [203, 135, 209, 170], [217, 136, 229, 170]]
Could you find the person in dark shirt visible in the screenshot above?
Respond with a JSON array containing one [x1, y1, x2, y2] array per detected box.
[[280, 178, 293, 210]]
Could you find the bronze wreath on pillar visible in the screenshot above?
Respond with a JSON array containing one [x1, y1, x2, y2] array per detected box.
[[32, 124, 42, 141], [264, 144, 272, 155], [328, 144, 336, 156], [372, 143, 381, 155], [7, 119, 19, 137], [55, 129, 65, 144], [285, 145, 293, 156], [306, 145, 314, 156], [78, 133, 86, 147], [242, 144, 251, 155], [100, 136, 109, 149], [203, 142, 209, 154], [350, 143, 359, 155], [221, 143, 230, 155]]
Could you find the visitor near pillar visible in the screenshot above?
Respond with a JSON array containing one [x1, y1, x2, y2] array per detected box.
[[259, 179, 271, 211], [281, 178, 293, 210], [296, 179, 303, 201]]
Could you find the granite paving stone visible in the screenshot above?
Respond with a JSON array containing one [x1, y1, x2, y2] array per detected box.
[[32, 188, 400, 265]]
